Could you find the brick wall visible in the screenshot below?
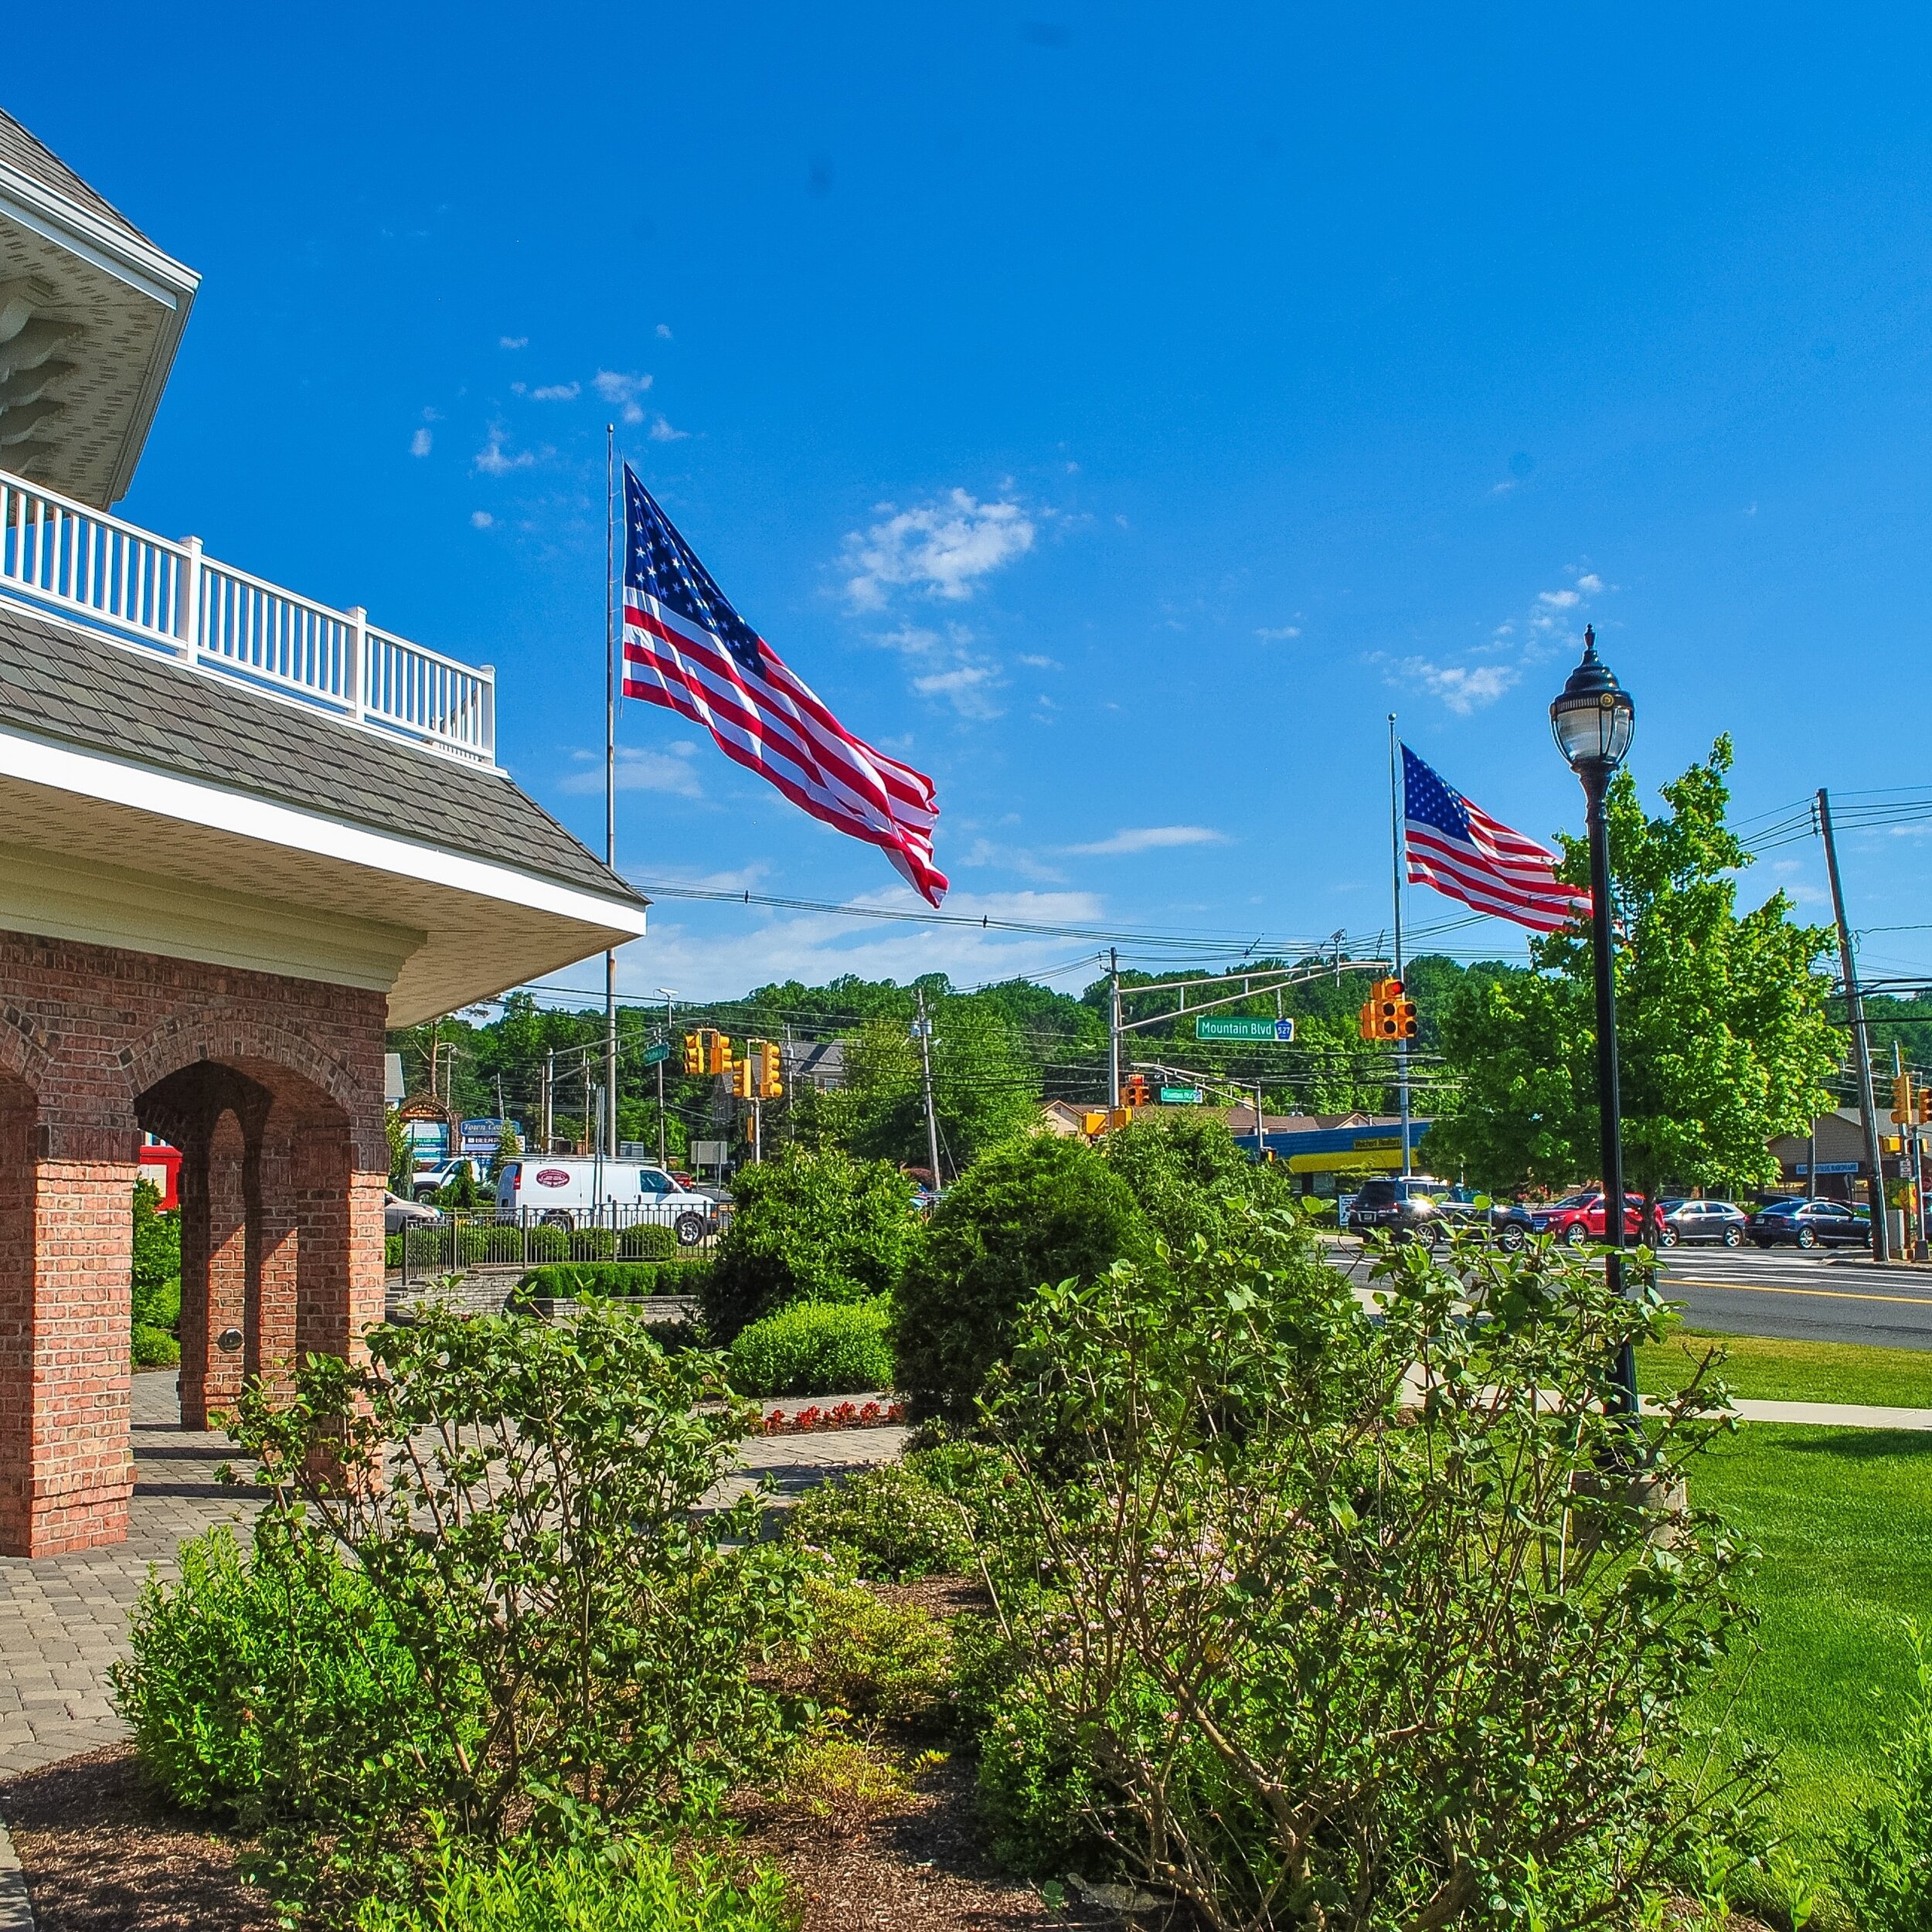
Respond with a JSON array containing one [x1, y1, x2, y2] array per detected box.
[[0, 930, 387, 1556]]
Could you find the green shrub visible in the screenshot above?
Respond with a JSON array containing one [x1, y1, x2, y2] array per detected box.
[[618, 1223, 678, 1260], [515, 1261, 709, 1301], [385, 1234, 403, 1270], [131, 1180, 181, 1361], [134, 1304, 814, 1915], [796, 1578, 953, 1727], [352, 1831, 791, 1932], [113, 1522, 444, 1832], [726, 1301, 893, 1396], [891, 1135, 1148, 1417], [702, 1148, 916, 1340], [133, 1323, 180, 1367], [968, 1216, 1767, 1920], [1101, 1109, 1301, 1252], [1839, 1617, 1932, 1932], [785, 1461, 973, 1583]]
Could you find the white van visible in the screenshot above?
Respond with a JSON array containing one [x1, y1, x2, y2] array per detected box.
[[495, 1158, 718, 1245]]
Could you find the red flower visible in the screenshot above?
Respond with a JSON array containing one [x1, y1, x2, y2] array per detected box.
[[796, 1405, 822, 1430], [765, 1409, 787, 1434], [859, 1401, 883, 1424], [886, 1402, 906, 1423]]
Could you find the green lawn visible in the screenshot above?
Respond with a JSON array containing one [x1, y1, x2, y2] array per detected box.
[[1639, 1328, 1932, 1406], [1687, 1422, 1932, 1859]]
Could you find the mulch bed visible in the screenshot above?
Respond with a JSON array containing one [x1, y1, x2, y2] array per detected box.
[[1, 1747, 274, 1932]]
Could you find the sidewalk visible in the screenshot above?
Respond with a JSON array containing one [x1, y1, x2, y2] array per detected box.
[[1648, 1396, 1932, 1430]]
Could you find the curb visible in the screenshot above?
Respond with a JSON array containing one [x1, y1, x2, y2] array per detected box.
[[0, 1810, 32, 1930]]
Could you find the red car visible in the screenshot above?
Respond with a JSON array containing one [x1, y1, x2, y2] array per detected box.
[[1529, 1191, 1654, 1247]]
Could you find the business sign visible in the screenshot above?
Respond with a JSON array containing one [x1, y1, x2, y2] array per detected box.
[[1158, 1086, 1204, 1104], [1195, 1016, 1295, 1042], [534, 1168, 571, 1188], [460, 1116, 520, 1155], [1794, 1161, 1859, 1175], [1288, 1148, 1405, 1174]]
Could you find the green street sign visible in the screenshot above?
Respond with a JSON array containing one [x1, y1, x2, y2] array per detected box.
[[641, 1041, 671, 1066], [1158, 1086, 1204, 1105], [1194, 1016, 1295, 1042]]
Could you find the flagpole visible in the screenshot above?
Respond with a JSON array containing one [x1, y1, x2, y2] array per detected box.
[[604, 424, 618, 1179], [1387, 713, 1411, 1177]]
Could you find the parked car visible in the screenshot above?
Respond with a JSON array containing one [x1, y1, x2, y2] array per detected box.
[[1654, 1198, 1747, 1247], [411, 1156, 493, 1203], [1529, 1191, 1650, 1247], [495, 1158, 719, 1245], [1747, 1196, 1870, 1250], [1347, 1175, 1459, 1243], [1491, 1199, 1538, 1252], [383, 1191, 442, 1236]]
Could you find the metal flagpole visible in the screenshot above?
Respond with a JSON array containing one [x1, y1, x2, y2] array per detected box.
[[604, 426, 619, 1176], [1387, 715, 1411, 1176]]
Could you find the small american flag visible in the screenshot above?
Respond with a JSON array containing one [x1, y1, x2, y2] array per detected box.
[[620, 466, 947, 906], [1403, 744, 1587, 934]]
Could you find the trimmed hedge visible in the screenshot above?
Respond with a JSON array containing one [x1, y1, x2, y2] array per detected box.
[[515, 1260, 712, 1300], [726, 1300, 893, 1397]]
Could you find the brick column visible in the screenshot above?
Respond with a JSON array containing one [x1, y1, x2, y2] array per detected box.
[[252, 1125, 301, 1398], [293, 1130, 385, 1362], [181, 1110, 249, 1430]]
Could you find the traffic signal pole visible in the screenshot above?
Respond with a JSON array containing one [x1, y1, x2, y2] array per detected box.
[[917, 988, 943, 1193], [1108, 947, 1121, 1111], [1387, 716, 1411, 1175], [1819, 788, 1891, 1263]]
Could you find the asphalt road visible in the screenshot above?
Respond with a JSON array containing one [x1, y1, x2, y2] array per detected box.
[[1325, 1237, 1932, 1349]]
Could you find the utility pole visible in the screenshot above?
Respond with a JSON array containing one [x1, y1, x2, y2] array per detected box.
[[655, 988, 676, 1171], [1819, 787, 1890, 1261], [495, 1071, 504, 1119], [1108, 946, 1121, 1111], [541, 1049, 554, 1155], [916, 986, 943, 1193]]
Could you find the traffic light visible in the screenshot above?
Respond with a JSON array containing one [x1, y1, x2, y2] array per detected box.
[[1395, 991, 1418, 1041], [1893, 1072, 1913, 1124], [1919, 1087, 1931, 1125], [1359, 978, 1418, 1043], [1080, 1109, 1109, 1136], [759, 1041, 783, 1099], [682, 1031, 704, 1077], [732, 1052, 752, 1100], [1358, 995, 1379, 1042], [706, 1031, 730, 1077], [1121, 1073, 1149, 1107]]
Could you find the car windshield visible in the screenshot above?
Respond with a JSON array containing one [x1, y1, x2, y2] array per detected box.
[[1759, 1199, 1801, 1214], [1549, 1193, 1597, 1209], [1658, 1199, 1685, 1212]]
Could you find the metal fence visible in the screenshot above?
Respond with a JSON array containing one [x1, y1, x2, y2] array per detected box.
[[389, 1202, 723, 1285]]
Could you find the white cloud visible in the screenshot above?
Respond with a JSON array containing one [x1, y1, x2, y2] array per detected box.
[[474, 426, 536, 476], [1066, 825, 1230, 856], [842, 489, 1036, 611], [499, 335, 528, 349], [410, 427, 433, 457], [648, 413, 690, 442], [531, 381, 581, 402], [1017, 653, 1059, 668], [1538, 587, 1580, 610], [470, 510, 494, 529], [605, 888, 1107, 1000], [656, 323, 673, 338], [912, 662, 1004, 719], [593, 369, 652, 423], [961, 837, 1067, 884], [1255, 624, 1301, 641], [1399, 658, 1519, 713], [1576, 573, 1604, 594], [560, 743, 702, 798]]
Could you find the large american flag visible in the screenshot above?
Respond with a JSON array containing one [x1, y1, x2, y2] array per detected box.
[[1402, 744, 1587, 934], [620, 466, 947, 906]]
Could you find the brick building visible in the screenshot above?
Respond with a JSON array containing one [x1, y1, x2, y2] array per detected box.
[[0, 110, 647, 1553]]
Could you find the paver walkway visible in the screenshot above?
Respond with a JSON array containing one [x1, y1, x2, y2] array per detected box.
[[0, 1371, 907, 1778]]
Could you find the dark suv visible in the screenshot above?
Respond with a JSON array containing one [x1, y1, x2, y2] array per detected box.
[[1348, 1175, 1463, 1243]]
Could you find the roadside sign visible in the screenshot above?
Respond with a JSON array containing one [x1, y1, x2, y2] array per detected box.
[[642, 1041, 671, 1066], [1794, 1160, 1859, 1175], [1158, 1086, 1204, 1104], [1195, 1016, 1295, 1042]]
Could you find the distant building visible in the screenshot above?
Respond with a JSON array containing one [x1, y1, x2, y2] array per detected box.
[[784, 1039, 848, 1092]]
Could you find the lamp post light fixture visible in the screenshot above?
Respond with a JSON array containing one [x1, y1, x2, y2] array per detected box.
[[1550, 624, 1641, 1421]]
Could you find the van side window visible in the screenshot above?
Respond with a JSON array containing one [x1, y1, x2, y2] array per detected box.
[[502, 1162, 520, 1186], [638, 1169, 671, 1193]]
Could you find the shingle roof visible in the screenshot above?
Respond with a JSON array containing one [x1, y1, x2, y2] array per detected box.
[[0, 597, 643, 906], [0, 108, 146, 243]]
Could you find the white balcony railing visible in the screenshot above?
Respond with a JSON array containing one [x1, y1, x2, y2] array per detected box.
[[0, 468, 495, 766]]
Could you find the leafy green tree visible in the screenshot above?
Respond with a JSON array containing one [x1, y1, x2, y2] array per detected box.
[[489, 1119, 522, 1182], [702, 1148, 917, 1338], [1102, 1111, 1299, 1252], [385, 1109, 413, 1193], [1426, 738, 1842, 1204], [131, 1179, 182, 1365], [893, 1135, 1151, 1416]]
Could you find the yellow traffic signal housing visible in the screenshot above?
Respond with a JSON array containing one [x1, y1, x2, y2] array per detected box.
[[760, 1041, 783, 1099], [1121, 1073, 1149, 1107], [1920, 1087, 1931, 1125], [1358, 998, 1378, 1042], [731, 1053, 752, 1100], [682, 1032, 704, 1077], [1894, 1072, 1913, 1124], [1080, 1109, 1109, 1136], [707, 1032, 730, 1077], [1109, 1106, 1134, 1131], [1396, 996, 1418, 1041]]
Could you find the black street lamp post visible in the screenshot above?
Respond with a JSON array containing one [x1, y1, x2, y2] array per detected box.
[[1550, 624, 1640, 1419]]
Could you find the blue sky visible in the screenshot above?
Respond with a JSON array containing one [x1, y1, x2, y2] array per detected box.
[[17, 5, 1932, 1000]]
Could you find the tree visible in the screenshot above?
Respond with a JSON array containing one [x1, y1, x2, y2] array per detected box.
[[892, 1134, 1151, 1416], [489, 1119, 522, 1181], [1102, 1111, 1300, 1252], [1426, 738, 1842, 1203], [701, 1148, 917, 1338]]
